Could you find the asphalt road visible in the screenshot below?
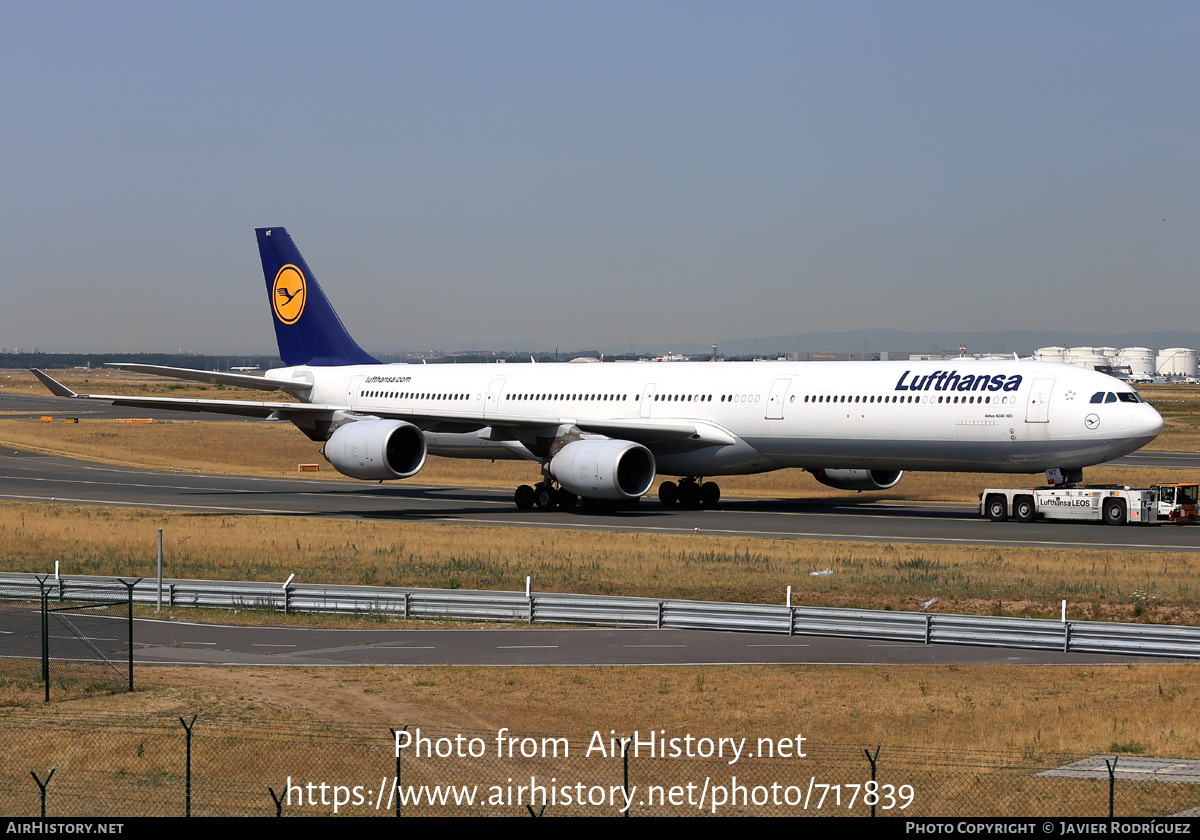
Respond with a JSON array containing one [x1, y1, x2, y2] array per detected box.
[[6, 610, 1156, 666]]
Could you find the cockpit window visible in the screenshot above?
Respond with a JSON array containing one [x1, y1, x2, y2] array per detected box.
[[1090, 392, 1105, 403], [1117, 392, 1140, 404], [1105, 392, 1118, 403]]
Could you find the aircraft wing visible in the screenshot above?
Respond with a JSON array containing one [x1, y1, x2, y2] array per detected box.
[[31, 370, 337, 419], [574, 418, 737, 447], [107, 364, 314, 397], [32, 369, 736, 448]]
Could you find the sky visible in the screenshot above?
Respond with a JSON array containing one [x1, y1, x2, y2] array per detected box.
[[1, 2, 1197, 355]]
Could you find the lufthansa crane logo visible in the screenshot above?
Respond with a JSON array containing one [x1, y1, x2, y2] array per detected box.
[[272, 265, 306, 324]]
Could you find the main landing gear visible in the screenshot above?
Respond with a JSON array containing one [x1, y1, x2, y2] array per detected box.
[[657, 477, 721, 509], [514, 481, 577, 511]]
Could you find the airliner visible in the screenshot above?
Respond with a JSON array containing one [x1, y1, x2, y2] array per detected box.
[[33, 227, 1164, 511]]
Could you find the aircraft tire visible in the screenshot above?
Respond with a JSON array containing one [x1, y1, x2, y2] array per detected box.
[[557, 489, 577, 510], [514, 485, 535, 510], [658, 481, 678, 506], [1103, 498, 1127, 526], [535, 486, 558, 511], [1014, 496, 1036, 523], [700, 481, 721, 508], [986, 495, 1008, 522]]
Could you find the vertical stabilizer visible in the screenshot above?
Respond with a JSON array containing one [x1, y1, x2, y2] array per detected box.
[[255, 227, 379, 366]]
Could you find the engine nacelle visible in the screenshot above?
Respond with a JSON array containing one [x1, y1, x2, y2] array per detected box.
[[549, 439, 656, 501], [323, 419, 427, 480], [810, 468, 903, 492]]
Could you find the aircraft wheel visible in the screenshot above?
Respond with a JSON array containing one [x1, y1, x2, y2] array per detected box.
[[1103, 498, 1127, 526], [1014, 496, 1036, 523], [535, 485, 558, 511], [514, 485, 535, 510], [556, 489, 577, 510], [700, 481, 721, 508], [658, 481, 678, 506], [986, 495, 1008, 522]]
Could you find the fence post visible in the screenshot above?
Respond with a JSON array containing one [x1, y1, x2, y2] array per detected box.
[[30, 770, 54, 818], [622, 736, 631, 817], [1105, 756, 1118, 818], [180, 714, 197, 817], [38, 579, 50, 703], [864, 745, 881, 818], [117, 578, 141, 692], [156, 530, 163, 613], [390, 726, 407, 817]]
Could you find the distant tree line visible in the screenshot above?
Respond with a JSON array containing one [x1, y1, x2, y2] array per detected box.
[[0, 353, 283, 371]]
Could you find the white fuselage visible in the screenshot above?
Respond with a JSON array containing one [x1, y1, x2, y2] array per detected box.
[[269, 358, 1163, 477]]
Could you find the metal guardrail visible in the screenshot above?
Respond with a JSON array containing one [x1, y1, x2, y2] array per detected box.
[[2, 573, 1198, 659]]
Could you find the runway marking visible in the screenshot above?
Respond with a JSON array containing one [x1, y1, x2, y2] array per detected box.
[[251, 643, 297, 647], [623, 644, 686, 648], [0, 493, 301, 515], [377, 645, 435, 650], [746, 644, 811, 647], [496, 645, 559, 649]]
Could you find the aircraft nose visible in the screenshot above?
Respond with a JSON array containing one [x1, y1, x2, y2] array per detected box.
[[1134, 403, 1164, 440]]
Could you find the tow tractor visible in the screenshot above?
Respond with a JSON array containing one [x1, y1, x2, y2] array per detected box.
[[980, 472, 1193, 525], [1150, 483, 1199, 522]]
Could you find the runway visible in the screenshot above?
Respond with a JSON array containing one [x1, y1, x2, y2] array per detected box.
[[1, 391, 1198, 552], [2, 448, 1199, 552]]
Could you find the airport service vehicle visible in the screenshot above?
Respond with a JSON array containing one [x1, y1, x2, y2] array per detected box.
[[981, 485, 1182, 525], [32, 227, 1165, 511], [1151, 483, 1199, 522]]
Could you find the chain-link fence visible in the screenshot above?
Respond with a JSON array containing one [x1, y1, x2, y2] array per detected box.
[[1, 713, 1197, 817], [0, 578, 135, 705]]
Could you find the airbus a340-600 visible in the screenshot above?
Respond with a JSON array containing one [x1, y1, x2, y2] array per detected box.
[[34, 228, 1164, 511]]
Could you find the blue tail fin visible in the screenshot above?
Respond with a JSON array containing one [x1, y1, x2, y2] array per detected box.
[[255, 227, 379, 367]]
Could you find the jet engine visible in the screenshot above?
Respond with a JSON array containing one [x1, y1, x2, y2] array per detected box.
[[323, 419, 427, 480], [810, 468, 903, 492], [549, 439, 656, 501]]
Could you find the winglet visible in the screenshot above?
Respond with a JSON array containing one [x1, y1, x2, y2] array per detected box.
[[31, 369, 78, 398]]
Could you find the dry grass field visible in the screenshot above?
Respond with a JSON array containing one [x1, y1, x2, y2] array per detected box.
[[7, 661, 1198, 760], [2, 501, 1196, 623], [1, 661, 1198, 817]]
